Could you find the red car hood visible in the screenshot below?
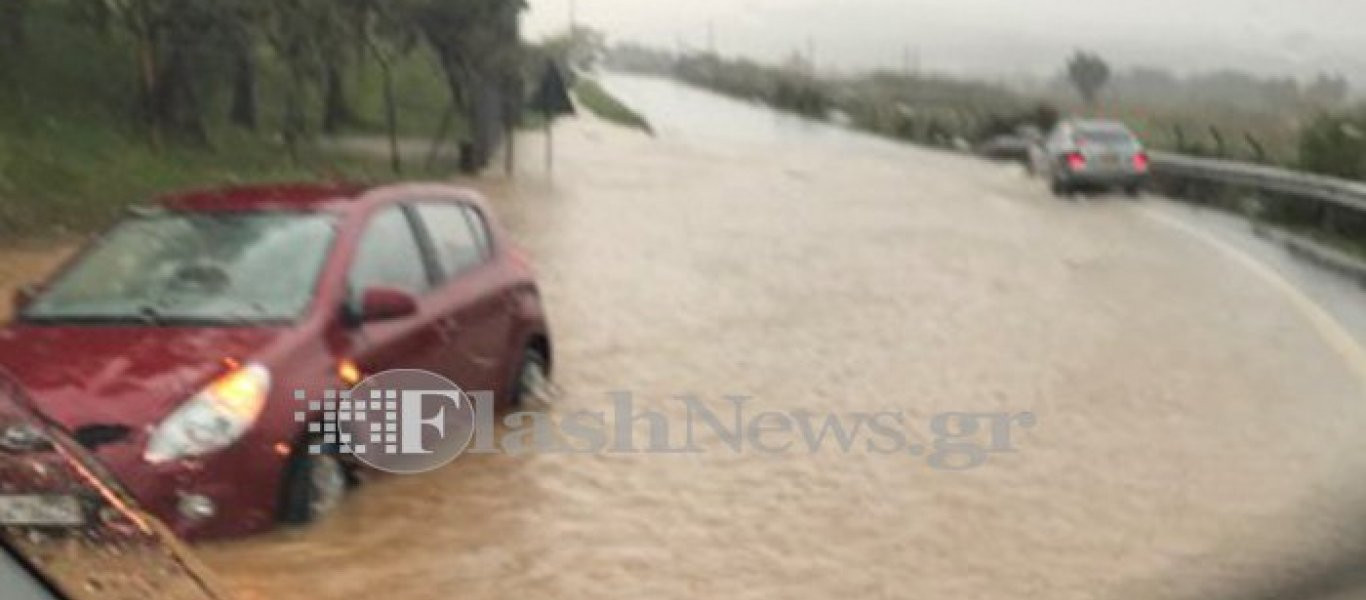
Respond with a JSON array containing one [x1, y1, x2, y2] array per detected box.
[[0, 325, 282, 430]]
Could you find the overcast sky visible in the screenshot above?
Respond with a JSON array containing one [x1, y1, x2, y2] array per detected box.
[[524, 0, 1366, 84]]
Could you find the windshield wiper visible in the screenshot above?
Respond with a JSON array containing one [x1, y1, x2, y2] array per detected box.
[[136, 304, 165, 325], [19, 302, 294, 327]]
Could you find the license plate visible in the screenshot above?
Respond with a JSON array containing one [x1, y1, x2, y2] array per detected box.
[[0, 495, 86, 527], [1099, 153, 1119, 166]]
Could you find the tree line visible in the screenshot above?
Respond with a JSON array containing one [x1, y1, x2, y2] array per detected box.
[[0, 0, 530, 172]]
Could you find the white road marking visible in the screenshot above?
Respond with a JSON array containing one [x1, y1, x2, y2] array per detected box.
[[1140, 204, 1366, 390]]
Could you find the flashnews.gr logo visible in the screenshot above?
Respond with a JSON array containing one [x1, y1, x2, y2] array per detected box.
[[295, 369, 475, 474], [295, 370, 1036, 473]]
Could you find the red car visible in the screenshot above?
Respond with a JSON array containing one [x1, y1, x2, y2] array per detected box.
[[0, 182, 552, 540]]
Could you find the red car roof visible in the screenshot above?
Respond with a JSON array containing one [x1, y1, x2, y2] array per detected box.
[[157, 182, 374, 212]]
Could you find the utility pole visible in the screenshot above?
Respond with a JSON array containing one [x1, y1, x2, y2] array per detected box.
[[806, 36, 816, 74], [707, 20, 716, 55], [569, 0, 578, 32]]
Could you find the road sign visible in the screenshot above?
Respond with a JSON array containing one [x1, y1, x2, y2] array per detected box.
[[531, 61, 576, 117], [531, 61, 576, 178]]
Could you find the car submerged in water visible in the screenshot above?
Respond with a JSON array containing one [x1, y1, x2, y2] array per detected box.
[[1030, 119, 1150, 197], [0, 182, 553, 540]]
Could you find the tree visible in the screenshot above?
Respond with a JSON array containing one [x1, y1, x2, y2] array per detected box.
[[0, 0, 30, 51], [0, 0, 31, 95], [91, 0, 244, 144], [355, 0, 422, 172], [1066, 51, 1110, 106], [318, 0, 371, 134], [223, 0, 269, 129], [262, 0, 333, 159], [403, 0, 527, 172]]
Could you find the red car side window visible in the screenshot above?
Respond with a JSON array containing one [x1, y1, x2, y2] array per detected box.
[[413, 203, 488, 280], [350, 207, 431, 294]]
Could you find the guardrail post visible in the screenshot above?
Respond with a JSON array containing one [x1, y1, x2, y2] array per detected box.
[[1209, 126, 1225, 158], [1244, 133, 1266, 164], [1321, 203, 1338, 235]]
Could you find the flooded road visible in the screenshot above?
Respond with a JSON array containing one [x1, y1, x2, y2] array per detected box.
[[204, 74, 1366, 598]]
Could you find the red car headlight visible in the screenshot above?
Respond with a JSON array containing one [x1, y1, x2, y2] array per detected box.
[[143, 364, 270, 464]]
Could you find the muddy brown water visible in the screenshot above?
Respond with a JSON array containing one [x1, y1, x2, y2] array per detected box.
[[5, 75, 1366, 599]]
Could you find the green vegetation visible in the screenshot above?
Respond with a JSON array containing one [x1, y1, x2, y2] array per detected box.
[[835, 72, 1030, 147], [672, 54, 832, 119], [573, 78, 652, 134], [0, 118, 414, 236], [1298, 111, 1366, 180], [0, 0, 529, 238]]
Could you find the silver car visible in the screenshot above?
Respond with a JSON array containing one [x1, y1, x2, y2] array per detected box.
[[1031, 119, 1149, 197]]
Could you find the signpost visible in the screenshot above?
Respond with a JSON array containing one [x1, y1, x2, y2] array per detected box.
[[529, 60, 576, 178]]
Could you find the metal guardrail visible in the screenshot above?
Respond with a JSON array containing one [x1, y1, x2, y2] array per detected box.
[[1149, 151, 1366, 214]]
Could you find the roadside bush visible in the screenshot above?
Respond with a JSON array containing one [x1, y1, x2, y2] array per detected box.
[[1298, 111, 1366, 180], [770, 79, 831, 118]]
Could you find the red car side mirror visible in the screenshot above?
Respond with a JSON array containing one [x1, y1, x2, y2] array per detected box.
[[352, 287, 418, 324]]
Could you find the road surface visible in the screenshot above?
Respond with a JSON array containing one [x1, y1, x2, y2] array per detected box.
[[192, 74, 1366, 599]]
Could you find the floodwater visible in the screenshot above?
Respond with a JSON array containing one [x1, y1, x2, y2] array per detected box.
[[17, 74, 1366, 599]]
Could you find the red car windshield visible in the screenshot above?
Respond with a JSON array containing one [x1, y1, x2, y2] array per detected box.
[[22, 213, 336, 325]]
